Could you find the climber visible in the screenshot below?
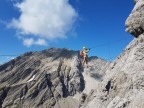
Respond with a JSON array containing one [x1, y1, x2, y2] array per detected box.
[[80, 47, 90, 68]]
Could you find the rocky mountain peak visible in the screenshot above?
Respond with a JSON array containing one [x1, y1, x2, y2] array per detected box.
[[1, 1, 144, 108], [0, 48, 107, 108]]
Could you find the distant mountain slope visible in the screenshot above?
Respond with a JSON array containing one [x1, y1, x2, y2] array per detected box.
[[1, 1, 144, 108], [0, 48, 107, 108]]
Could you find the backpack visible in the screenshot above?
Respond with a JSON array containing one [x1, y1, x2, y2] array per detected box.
[[80, 51, 84, 57]]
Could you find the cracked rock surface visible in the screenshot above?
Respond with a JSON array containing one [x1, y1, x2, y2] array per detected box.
[[1, 1, 144, 108], [126, 0, 144, 37], [0, 48, 107, 108]]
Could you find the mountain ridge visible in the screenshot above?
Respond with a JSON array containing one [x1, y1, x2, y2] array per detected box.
[[0, 47, 108, 108], [1, 1, 144, 108]]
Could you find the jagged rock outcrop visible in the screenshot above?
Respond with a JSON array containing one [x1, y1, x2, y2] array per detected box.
[[126, 0, 144, 37], [0, 48, 107, 108], [1, 1, 144, 108], [80, 1, 144, 108], [81, 35, 144, 108]]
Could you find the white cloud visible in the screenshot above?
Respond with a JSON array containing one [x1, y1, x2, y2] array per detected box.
[[9, 0, 78, 46], [23, 38, 34, 47], [34, 38, 47, 46], [23, 38, 48, 47]]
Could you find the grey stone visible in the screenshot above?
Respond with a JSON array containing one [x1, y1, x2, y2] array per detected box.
[[2, 2, 144, 107], [0, 48, 107, 108], [126, 0, 144, 37]]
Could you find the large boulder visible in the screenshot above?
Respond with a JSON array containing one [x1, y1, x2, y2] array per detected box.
[[125, 0, 144, 37]]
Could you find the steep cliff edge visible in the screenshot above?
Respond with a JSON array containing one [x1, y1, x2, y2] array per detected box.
[[1, 1, 144, 108], [81, 35, 144, 108], [80, 1, 144, 108]]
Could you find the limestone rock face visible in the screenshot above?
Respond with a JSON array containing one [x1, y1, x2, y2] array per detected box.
[[80, 1, 144, 107], [125, 0, 144, 37], [81, 34, 144, 108], [1, 1, 144, 108], [0, 48, 107, 108]]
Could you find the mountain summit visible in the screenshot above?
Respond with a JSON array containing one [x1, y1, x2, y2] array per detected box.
[[1, 1, 144, 108], [0, 48, 107, 108]]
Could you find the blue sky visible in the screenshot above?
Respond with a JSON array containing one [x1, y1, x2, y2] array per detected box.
[[0, 0, 134, 64]]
